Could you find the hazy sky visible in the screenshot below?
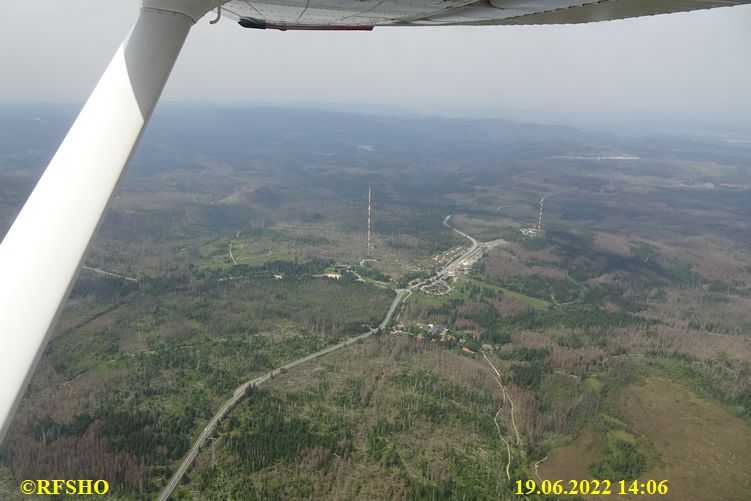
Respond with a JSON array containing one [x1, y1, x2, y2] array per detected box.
[[2, 1, 750, 124]]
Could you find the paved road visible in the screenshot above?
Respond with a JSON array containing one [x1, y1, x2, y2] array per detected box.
[[82, 265, 139, 282], [228, 240, 237, 265], [158, 287, 409, 500], [443, 214, 478, 247]]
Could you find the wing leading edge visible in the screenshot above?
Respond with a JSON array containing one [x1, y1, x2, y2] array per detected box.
[[222, 0, 751, 28]]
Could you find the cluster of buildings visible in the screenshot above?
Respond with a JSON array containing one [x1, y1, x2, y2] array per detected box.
[[433, 246, 465, 266], [390, 322, 476, 354]]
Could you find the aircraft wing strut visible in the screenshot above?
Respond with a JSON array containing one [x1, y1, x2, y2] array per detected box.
[[0, 1, 210, 443]]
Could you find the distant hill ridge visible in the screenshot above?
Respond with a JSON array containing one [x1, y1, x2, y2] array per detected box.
[[0, 103, 588, 167]]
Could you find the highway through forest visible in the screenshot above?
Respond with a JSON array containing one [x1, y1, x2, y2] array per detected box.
[[158, 288, 409, 500], [158, 216, 479, 500], [82, 265, 139, 282]]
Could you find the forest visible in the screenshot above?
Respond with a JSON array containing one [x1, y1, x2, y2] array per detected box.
[[1, 258, 394, 496]]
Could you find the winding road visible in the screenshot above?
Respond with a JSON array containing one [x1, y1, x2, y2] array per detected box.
[[443, 214, 478, 248]]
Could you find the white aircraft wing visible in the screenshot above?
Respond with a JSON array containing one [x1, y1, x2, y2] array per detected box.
[[1, 0, 749, 444], [219, 0, 751, 27]]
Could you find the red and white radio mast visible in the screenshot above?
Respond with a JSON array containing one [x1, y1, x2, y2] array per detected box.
[[367, 186, 372, 253]]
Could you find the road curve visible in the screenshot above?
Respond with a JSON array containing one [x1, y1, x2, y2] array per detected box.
[[158, 288, 409, 500], [443, 214, 478, 248]]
